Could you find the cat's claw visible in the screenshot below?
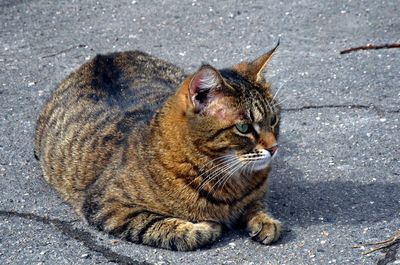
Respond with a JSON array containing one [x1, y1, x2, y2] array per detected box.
[[247, 212, 281, 245]]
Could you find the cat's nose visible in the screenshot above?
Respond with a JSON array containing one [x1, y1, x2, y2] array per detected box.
[[266, 145, 278, 156], [258, 132, 278, 156]]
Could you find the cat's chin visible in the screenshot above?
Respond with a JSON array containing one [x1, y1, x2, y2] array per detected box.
[[244, 158, 272, 173]]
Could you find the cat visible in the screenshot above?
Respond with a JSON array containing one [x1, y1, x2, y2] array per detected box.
[[34, 43, 282, 251]]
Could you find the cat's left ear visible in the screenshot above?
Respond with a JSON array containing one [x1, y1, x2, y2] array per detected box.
[[188, 65, 225, 113], [235, 41, 279, 83]]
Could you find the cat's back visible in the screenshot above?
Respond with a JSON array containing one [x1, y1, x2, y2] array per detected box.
[[34, 50, 185, 204], [67, 50, 185, 111]]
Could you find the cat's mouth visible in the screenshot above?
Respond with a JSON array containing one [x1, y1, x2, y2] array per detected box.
[[244, 156, 271, 172], [240, 148, 278, 172]]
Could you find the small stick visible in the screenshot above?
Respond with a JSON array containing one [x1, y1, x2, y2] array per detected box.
[[340, 43, 400, 54], [41, 44, 87, 59], [353, 237, 397, 248], [353, 230, 400, 255]]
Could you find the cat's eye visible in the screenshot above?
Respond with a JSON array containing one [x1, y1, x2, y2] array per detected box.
[[270, 115, 279, 127], [235, 123, 252, 134]]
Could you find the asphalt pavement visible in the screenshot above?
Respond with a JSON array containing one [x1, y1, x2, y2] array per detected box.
[[1, 0, 399, 264]]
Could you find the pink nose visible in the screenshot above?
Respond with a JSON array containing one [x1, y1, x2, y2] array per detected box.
[[267, 145, 278, 156]]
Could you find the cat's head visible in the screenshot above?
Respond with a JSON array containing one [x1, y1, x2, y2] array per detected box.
[[174, 43, 280, 174]]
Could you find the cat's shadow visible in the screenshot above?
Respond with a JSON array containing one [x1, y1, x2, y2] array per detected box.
[[213, 139, 399, 248], [267, 140, 399, 229]]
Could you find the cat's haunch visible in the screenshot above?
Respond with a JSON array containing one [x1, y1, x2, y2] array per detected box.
[[34, 44, 282, 251]]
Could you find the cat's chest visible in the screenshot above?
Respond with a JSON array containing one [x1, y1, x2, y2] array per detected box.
[[183, 188, 264, 226]]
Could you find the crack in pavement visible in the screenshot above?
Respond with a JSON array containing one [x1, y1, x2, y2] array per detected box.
[[282, 104, 399, 114], [377, 241, 400, 265], [0, 210, 151, 265]]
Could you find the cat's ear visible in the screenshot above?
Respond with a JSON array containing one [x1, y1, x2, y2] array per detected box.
[[235, 41, 279, 83], [188, 65, 224, 113]]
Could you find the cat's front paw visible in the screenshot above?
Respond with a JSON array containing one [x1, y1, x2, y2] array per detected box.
[[247, 212, 281, 245], [193, 221, 222, 242], [176, 221, 222, 251]]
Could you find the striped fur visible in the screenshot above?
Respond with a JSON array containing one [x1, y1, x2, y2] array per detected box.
[[35, 45, 282, 251]]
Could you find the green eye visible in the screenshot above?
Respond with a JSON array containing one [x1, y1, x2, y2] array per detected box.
[[235, 123, 252, 134]]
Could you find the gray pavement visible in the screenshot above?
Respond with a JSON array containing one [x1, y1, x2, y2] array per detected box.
[[1, 0, 399, 264]]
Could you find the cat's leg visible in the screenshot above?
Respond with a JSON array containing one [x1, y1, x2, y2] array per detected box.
[[88, 206, 222, 251], [132, 214, 222, 251], [242, 201, 281, 244]]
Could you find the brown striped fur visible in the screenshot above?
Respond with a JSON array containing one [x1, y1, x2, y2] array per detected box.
[[34, 45, 282, 251]]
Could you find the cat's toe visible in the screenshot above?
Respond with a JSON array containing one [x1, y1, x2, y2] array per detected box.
[[247, 212, 281, 245], [165, 220, 222, 251], [190, 221, 222, 247]]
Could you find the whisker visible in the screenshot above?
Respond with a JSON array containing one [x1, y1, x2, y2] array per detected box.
[[198, 154, 235, 172], [199, 159, 241, 193], [192, 160, 239, 201], [189, 155, 236, 184], [205, 159, 244, 193], [242, 158, 256, 176], [266, 98, 274, 116], [177, 154, 237, 200], [271, 82, 285, 102], [215, 160, 249, 193], [244, 160, 252, 176], [198, 156, 237, 180], [250, 159, 256, 174], [209, 161, 244, 196], [273, 97, 290, 107], [272, 75, 294, 102], [195, 158, 239, 195]]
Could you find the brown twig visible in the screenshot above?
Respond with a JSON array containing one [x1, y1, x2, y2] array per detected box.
[[340, 43, 400, 54], [41, 44, 87, 59], [353, 230, 400, 255]]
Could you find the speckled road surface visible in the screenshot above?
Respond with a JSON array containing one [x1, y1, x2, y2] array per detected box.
[[1, 0, 399, 264]]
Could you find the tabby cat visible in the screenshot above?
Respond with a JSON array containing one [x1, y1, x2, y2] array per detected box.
[[34, 43, 282, 251]]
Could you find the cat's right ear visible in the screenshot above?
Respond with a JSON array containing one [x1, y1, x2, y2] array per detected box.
[[188, 65, 224, 113], [234, 41, 279, 83]]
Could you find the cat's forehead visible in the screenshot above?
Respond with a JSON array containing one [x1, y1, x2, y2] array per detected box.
[[219, 69, 267, 98], [219, 69, 252, 89], [219, 69, 273, 123]]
